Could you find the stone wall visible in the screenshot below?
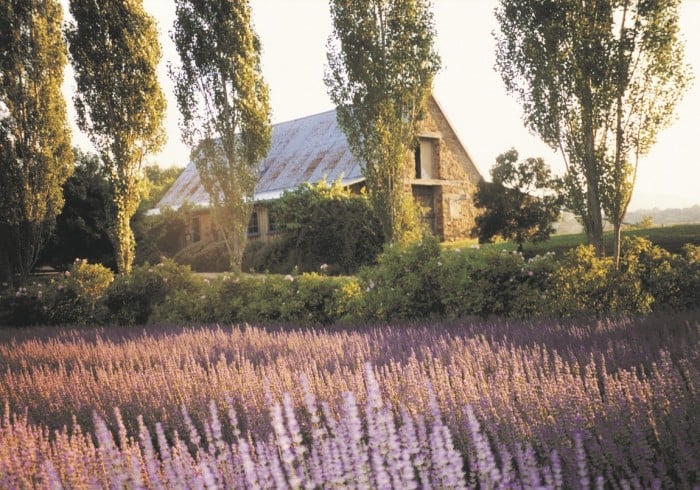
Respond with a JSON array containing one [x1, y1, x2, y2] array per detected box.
[[410, 96, 483, 241]]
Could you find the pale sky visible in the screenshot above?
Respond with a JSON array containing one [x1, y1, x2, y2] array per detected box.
[[64, 0, 700, 212]]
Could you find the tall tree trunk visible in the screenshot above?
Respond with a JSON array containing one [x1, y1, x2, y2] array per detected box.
[[110, 202, 135, 274], [0, 225, 13, 288], [229, 230, 243, 274], [586, 178, 604, 255], [582, 104, 604, 256], [613, 223, 622, 270]]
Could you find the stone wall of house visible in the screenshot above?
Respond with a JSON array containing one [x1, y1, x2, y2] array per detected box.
[[176, 96, 483, 246], [411, 96, 483, 242]]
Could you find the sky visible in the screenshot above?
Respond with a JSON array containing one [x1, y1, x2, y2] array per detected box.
[[64, 0, 700, 212]]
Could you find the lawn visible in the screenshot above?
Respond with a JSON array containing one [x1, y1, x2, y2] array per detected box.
[[1, 313, 698, 487], [444, 223, 700, 257]]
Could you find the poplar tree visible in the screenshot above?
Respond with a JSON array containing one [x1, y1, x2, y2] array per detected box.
[[67, 0, 166, 274], [496, 0, 691, 264], [325, 0, 441, 243], [171, 0, 271, 273], [0, 0, 73, 286]]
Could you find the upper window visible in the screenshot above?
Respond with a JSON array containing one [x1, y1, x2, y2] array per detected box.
[[414, 139, 434, 179]]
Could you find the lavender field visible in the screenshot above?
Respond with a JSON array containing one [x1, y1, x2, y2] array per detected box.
[[1, 313, 699, 488]]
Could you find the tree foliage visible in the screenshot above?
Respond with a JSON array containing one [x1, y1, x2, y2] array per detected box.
[[67, 0, 166, 274], [132, 164, 185, 265], [171, 0, 271, 274], [40, 149, 114, 269], [473, 149, 563, 251], [0, 0, 73, 286], [495, 0, 691, 264], [325, 0, 441, 243], [268, 180, 385, 274]]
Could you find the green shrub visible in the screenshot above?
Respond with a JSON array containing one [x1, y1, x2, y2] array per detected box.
[[153, 272, 353, 326], [41, 260, 114, 325], [221, 275, 288, 324], [173, 240, 230, 272], [266, 180, 384, 274], [241, 237, 295, 274], [675, 244, 700, 309], [353, 236, 443, 321], [0, 260, 114, 326], [229, 274, 351, 325], [439, 247, 556, 319], [637, 241, 700, 311], [103, 260, 202, 325], [618, 236, 675, 311], [549, 240, 656, 318], [291, 273, 351, 325], [550, 245, 617, 317], [134, 204, 191, 265], [150, 279, 213, 324]]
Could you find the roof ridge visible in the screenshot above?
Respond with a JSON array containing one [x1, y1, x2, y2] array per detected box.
[[272, 107, 337, 127]]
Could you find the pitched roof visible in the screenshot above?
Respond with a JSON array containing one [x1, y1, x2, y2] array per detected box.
[[155, 109, 364, 211]]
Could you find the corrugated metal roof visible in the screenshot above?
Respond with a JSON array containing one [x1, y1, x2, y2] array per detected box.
[[154, 109, 364, 212]]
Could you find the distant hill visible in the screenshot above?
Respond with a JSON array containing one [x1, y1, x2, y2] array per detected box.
[[625, 205, 700, 226], [554, 205, 700, 235]]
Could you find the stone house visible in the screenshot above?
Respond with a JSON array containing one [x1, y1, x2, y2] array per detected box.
[[153, 95, 483, 245]]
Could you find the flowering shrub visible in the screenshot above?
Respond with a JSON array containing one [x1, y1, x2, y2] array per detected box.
[[103, 259, 202, 325], [41, 259, 114, 325], [548, 237, 700, 317], [439, 248, 556, 319], [2, 237, 699, 327], [0, 260, 114, 326], [151, 272, 354, 326], [354, 235, 443, 321], [0, 314, 698, 486], [0, 285, 44, 326]]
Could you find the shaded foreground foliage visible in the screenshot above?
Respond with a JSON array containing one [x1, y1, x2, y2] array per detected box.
[[0, 313, 698, 487]]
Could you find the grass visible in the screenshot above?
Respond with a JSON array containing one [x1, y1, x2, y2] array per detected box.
[[444, 223, 700, 257]]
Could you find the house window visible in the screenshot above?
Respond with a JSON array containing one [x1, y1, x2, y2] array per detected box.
[[247, 211, 259, 235], [268, 209, 280, 233], [191, 216, 201, 243], [414, 139, 434, 179]]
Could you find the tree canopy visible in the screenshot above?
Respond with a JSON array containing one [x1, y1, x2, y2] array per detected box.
[[171, 0, 271, 273], [325, 0, 441, 243], [39, 150, 114, 269], [269, 180, 385, 274], [495, 0, 691, 264], [473, 149, 563, 252], [67, 0, 166, 274], [0, 0, 73, 286]]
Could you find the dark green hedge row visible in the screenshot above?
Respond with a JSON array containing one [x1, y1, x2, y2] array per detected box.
[[1, 236, 698, 327]]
